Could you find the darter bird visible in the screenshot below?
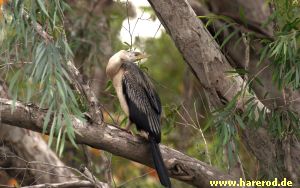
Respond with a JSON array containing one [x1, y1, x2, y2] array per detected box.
[[106, 50, 171, 188]]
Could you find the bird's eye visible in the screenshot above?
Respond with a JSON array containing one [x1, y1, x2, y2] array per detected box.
[[133, 52, 140, 56]]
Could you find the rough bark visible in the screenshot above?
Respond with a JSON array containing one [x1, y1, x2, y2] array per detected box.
[[0, 124, 78, 185], [0, 98, 238, 188], [0, 80, 108, 187], [148, 0, 299, 184], [200, 0, 300, 182], [147, 0, 246, 108], [65, 0, 113, 97], [207, 0, 273, 37], [0, 81, 77, 185]]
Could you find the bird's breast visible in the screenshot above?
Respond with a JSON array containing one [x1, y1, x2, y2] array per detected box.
[[112, 69, 129, 116]]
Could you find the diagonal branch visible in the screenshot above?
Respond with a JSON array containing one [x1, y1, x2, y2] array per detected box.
[[147, 0, 251, 108], [26, 8, 103, 124], [0, 78, 108, 187], [147, 0, 300, 183], [0, 98, 237, 188]]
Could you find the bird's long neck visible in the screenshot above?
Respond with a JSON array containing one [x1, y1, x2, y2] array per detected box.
[[106, 57, 123, 78]]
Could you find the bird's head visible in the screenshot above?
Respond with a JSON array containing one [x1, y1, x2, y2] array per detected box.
[[115, 50, 148, 63], [106, 50, 148, 78]]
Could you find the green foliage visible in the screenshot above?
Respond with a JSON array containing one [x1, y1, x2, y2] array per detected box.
[[268, 0, 300, 29], [208, 88, 300, 169], [242, 94, 300, 139], [201, 2, 300, 90], [0, 0, 83, 156], [205, 92, 243, 167], [199, 1, 300, 172], [143, 33, 185, 104], [258, 0, 300, 89], [162, 104, 180, 135], [198, 14, 236, 28], [260, 34, 300, 89], [105, 2, 130, 51]]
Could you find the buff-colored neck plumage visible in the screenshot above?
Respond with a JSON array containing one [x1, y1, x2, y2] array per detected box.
[[106, 52, 124, 79]]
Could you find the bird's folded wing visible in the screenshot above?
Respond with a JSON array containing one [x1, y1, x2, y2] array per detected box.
[[122, 63, 161, 140]]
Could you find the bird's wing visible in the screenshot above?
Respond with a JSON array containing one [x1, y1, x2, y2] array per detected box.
[[122, 63, 161, 141], [139, 71, 161, 114]]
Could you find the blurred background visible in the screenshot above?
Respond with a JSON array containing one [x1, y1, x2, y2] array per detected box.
[[1, 0, 299, 187]]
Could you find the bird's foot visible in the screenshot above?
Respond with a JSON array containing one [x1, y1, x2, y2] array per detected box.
[[124, 120, 133, 130], [118, 126, 131, 132], [119, 126, 134, 135], [121, 120, 134, 135], [137, 131, 149, 140], [123, 128, 134, 136]]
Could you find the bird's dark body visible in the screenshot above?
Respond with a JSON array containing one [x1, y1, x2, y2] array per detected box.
[[121, 62, 171, 187], [122, 62, 162, 142]]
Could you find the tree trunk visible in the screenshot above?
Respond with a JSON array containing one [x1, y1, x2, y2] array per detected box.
[[147, 0, 300, 184]]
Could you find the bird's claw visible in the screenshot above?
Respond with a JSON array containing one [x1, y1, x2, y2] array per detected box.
[[119, 126, 134, 135]]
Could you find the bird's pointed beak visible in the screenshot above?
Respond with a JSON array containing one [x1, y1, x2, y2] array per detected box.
[[135, 53, 150, 61]]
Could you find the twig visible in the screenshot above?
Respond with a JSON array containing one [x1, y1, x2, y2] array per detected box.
[[193, 102, 211, 165], [66, 60, 103, 124], [228, 140, 246, 187], [132, 10, 145, 37], [101, 152, 114, 188], [80, 166, 109, 188], [0, 151, 109, 187], [29, 166, 57, 186], [33, 22, 53, 44], [81, 145, 92, 169], [0, 184, 14, 188], [125, 0, 133, 49], [240, 32, 250, 110], [153, 24, 161, 38], [117, 170, 155, 187], [175, 104, 211, 165], [242, 33, 250, 82], [0, 167, 80, 179], [21, 180, 98, 188]]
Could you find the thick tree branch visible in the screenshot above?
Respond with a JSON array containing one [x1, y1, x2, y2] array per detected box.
[[190, 0, 300, 182], [146, 0, 300, 183], [0, 98, 237, 188], [0, 125, 78, 185], [147, 0, 255, 108], [0, 79, 108, 187]]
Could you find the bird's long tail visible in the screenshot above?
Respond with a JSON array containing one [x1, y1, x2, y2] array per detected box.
[[149, 136, 172, 188]]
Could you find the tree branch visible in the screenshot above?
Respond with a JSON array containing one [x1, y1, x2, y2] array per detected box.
[[79, 166, 108, 188], [5, 1, 255, 187], [191, 0, 300, 181], [21, 180, 103, 188], [0, 125, 78, 185], [0, 98, 237, 188], [147, 0, 261, 109], [0, 78, 109, 187]]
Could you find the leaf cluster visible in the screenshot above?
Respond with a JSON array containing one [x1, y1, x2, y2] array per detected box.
[[200, 0, 300, 170], [258, 0, 300, 89], [0, 0, 84, 156]]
